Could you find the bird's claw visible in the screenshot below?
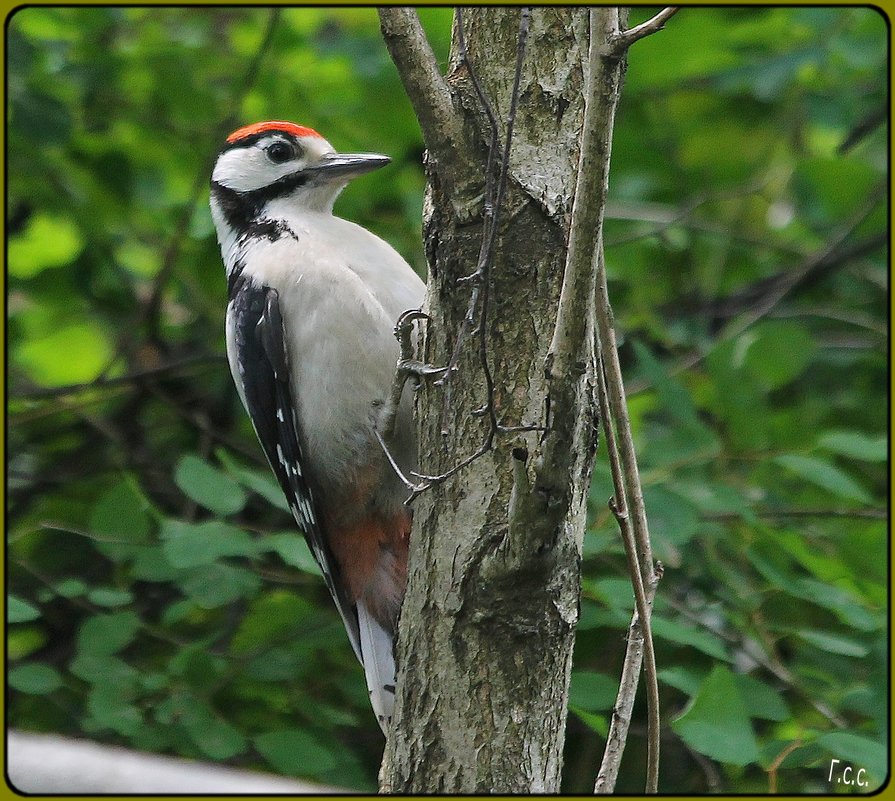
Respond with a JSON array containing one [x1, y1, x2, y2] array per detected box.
[[393, 310, 446, 385], [379, 310, 445, 439], [394, 309, 430, 340], [398, 359, 448, 385]]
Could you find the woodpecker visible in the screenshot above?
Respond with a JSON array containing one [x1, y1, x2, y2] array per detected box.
[[209, 121, 425, 732]]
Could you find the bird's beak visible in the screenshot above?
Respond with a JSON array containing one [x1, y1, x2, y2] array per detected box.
[[308, 152, 391, 181]]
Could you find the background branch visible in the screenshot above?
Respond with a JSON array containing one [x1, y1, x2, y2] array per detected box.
[[378, 7, 478, 198], [12, 354, 224, 402], [587, 8, 665, 795], [8, 731, 346, 794], [612, 7, 680, 51]]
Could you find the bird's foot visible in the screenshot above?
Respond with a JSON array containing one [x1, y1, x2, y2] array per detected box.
[[378, 310, 446, 439]]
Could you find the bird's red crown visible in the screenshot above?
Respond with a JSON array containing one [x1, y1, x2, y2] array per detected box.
[[226, 120, 323, 144]]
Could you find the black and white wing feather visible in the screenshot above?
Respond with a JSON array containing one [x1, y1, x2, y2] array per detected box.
[[227, 273, 362, 661]]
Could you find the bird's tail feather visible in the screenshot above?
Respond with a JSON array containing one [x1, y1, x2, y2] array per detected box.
[[356, 600, 396, 734]]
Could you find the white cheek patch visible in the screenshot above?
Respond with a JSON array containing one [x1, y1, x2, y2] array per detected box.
[[212, 147, 298, 193]]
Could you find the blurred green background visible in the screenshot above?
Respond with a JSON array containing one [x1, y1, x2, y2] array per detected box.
[[7, 7, 888, 793]]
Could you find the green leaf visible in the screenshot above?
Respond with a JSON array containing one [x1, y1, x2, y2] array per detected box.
[[674, 480, 755, 523], [569, 671, 619, 712], [177, 563, 261, 608], [160, 599, 201, 627], [246, 647, 303, 682], [817, 430, 887, 463], [16, 322, 114, 388], [637, 420, 720, 471], [9, 663, 63, 694], [643, 485, 700, 548], [69, 653, 139, 687], [115, 240, 160, 277], [54, 578, 87, 598], [89, 479, 151, 543], [264, 533, 320, 573], [657, 666, 706, 696], [583, 577, 635, 610], [796, 629, 868, 657], [706, 338, 770, 451], [734, 674, 790, 721], [254, 729, 338, 776], [791, 577, 877, 632], [86, 588, 134, 608], [8, 595, 40, 623], [76, 611, 141, 656], [231, 590, 314, 654], [651, 617, 730, 661], [816, 732, 887, 784], [87, 684, 142, 736], [160, 519, 259, 568], [743, 321, 816, 389], [8, 213, 83, 277], [167, 645, 226, 683], [568, 706, 608, 736], [216, 449, 290, 512], [9, 628, 46, 661], [672, 665, 759, 766], [633, 342, 699, 426], [794, 156, 879, 226], [174, 455, 248, 515], [773, 454, 872, 504], [181, 705, 248, 760]]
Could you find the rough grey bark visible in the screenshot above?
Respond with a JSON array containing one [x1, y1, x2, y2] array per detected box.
[[380, 9, 604, 792]]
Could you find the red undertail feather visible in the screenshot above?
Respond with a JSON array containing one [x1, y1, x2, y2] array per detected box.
[[328, 511, 411, 629]]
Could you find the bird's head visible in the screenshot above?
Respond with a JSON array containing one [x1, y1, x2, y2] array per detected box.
[[210, 121, 390, 228]]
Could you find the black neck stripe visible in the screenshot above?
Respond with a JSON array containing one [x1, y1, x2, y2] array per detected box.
[[211, 171, 311, 231]]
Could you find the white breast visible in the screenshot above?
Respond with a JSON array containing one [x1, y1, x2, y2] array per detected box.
[[234, 209, 425, 502]]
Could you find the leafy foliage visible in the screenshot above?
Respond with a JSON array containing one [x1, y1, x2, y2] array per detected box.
[[569, 6, 888, 794], [7, 7, 887, 794]]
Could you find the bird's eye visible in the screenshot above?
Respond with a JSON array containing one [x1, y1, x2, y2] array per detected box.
[[266, 141, 295, 164]]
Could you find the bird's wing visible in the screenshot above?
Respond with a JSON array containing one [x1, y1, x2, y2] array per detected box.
[[228, 275, 362, 662]]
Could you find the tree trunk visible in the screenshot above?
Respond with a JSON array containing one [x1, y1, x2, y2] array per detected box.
[[381, 8, 602, 792]]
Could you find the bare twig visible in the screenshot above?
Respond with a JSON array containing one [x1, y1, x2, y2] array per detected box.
[[544, 4, 620, 387], [594, 339, 662, 795], [611, 7, 680, 51], [684, 741, 724, 793], [704, 507, 888, 521], [595, 347, 661, 788], [767, 739, 803, 794], [435, 6, 533, 434], [374, 428, 419, 493], [594, 239, 662, 793], [838, 106, 886, 154], [378, 7, 477, 196], [11, 354, 224, 402], [574, 8, 660, 794]]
